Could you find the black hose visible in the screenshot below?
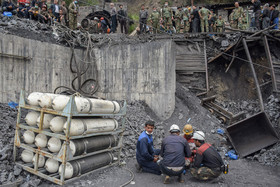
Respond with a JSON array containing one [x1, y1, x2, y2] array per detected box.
[[119, 167, 135, 187]]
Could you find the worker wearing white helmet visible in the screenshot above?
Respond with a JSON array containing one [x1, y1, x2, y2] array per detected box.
[[191, 131, 225, 181], [159, 124, 191, 184]]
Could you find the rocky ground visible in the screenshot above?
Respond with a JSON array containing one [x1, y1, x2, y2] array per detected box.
[[0, 82, 279, 186]]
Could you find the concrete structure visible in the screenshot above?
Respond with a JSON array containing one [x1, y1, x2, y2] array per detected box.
[[0, 33, 175, 120]]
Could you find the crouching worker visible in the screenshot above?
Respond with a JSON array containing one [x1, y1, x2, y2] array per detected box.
[[191, 131, 225, 181], [159, 124, 191, 184], [182, 124, 196, 165], [136, 120, 161, 175]]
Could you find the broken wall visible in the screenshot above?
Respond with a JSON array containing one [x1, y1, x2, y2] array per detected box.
[[0, 33, 176, 120]]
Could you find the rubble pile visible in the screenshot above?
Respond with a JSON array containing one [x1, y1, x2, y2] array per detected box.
[[0, 104, 42, 186], [0, 15, 56, 43], [0, 104, 18, 185], [121, 101, 165, 158]]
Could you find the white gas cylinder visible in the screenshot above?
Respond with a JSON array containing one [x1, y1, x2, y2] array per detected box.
[[63, 118, 118, 136], [21, 150, 34, 163], [25, 111, 40, 126], [34, 134, 48, 148], [49, 116, 67, 133], [32, 154, 45, 168], [23, 130, 35, 144], [36, 114, 54, 129], [45, 158, 59, 173], [47, 137, 61, 153]]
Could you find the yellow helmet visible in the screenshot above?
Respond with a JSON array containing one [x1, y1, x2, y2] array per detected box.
[[183, 124, 193, 135]]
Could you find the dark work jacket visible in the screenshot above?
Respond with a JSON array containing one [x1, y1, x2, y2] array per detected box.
[[270, 10, 279, 21], [118, 9, 127, 21], [136, 131, 155, 162], [194, 143, 224, 169], [252, 0, 261, 12], [192, 9, 200, 19], [160, 134, 191, 167], [2, 1, 16, 11], [262, 9, 270, 18]]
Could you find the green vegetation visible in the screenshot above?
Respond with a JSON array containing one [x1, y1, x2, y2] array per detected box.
[[128, 13, 139, 33]]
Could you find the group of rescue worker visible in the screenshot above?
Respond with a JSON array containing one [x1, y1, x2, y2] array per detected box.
[[136, 121, 226, 184], [139, 1, 226, 34]]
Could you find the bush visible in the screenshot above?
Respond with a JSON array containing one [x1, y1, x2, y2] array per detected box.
[[128, 13, 139, 33]]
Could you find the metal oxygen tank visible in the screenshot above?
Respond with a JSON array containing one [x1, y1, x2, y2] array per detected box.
[[34, 134, 48, 148], [63, 118, 118, 136], [58, 152, 114, 179], [45, 158, 59, 173], [47, 137, 61, 153], [26, 92, 44, 106], [21, 150, 34, 163], [49, 116, 67, 133], [36, 114, 54, 129], [25, 111, 40, 126], [69, 135, 117, 156], [23, 130, 35, 144], [38, 93, 58, 108], [52, 95, 121, 114], [32, 155, 45, 168]]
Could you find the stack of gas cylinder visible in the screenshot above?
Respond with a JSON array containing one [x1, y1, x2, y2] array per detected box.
[[19, 92, 122, 179]]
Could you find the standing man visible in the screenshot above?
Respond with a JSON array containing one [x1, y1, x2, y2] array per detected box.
[[136, 121, 161, 175], [159, 124, 191, 184], [191, 131, 225, 181], [251, 0, 261, 30], [110, 3, 117, 33], [183, 5, 190, 33], [209, 9, 216, 32], [175, 6, 184, 33], [68, 0, 79, 30], [149, 6, 160, 34], [60, 1, 69, 26], [117, 4, 128, 34], [262, 3, 270, 29], [191, 5, 200, 33], [51, 0, 60, 20], [161, 1, 173, 31], [231, 2, 244, 29], [270, 5, 279, 30], [215, 15, 225, 32], [139, 4, 148, 34], [199, 5, 211, 32]]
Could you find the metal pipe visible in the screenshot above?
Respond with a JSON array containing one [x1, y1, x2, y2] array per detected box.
[[0, 52, 32, 61], [59, 152, 113, 179], [203, 39, 209, 92], [262, 35, 277, 92], [242, 38, 264, 111], [69, 135, 117, 156]]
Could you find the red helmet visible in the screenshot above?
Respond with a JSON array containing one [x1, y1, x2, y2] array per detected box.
[[100, 17, 104, 20]]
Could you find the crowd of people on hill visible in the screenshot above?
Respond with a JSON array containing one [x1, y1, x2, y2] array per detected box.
[[0, 0, 79, 29], [1, 0, 279, 34], [138, 1, 279, 34]]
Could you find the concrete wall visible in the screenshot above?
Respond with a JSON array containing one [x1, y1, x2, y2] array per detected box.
[[0, 33, 176, 119]]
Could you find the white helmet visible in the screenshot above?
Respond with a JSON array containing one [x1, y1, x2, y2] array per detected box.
[[170, 124, 180, 133], [192, 131, 205, 141]]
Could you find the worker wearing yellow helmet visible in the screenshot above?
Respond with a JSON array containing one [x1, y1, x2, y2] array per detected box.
[[182, 124, 196, 150]]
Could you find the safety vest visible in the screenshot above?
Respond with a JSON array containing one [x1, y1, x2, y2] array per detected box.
[[197, 143, 211, 155]]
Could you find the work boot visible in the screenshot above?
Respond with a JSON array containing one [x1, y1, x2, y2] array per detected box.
[[164, 176, 170, 184], [178, 174, 184, 183], [135, 163, 142, 173]]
